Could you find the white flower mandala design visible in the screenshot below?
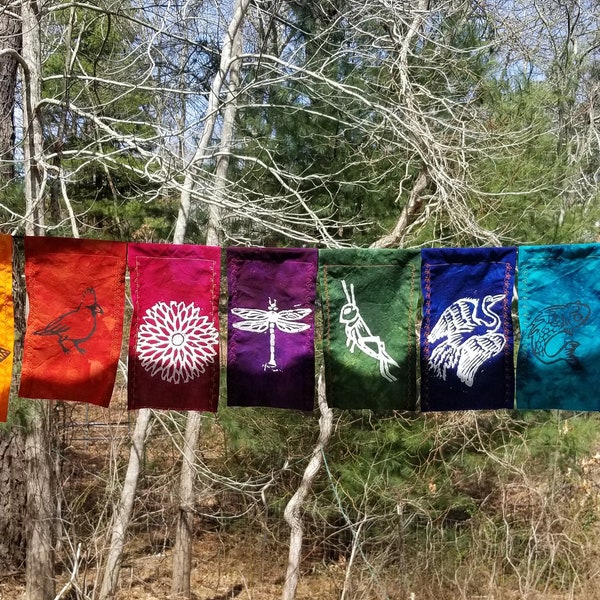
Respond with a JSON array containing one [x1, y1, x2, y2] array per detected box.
[[136, 300, 219, 384]]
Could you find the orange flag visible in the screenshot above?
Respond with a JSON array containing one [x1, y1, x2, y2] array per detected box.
[[0, 235, 14, 422], [19, 237, 127, 407]]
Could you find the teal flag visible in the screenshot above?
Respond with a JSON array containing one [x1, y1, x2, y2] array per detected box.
[[517, 244, 600, 411], [319, 248, 420, 411]]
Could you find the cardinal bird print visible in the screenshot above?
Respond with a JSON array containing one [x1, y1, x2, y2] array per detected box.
[[34, 287, 103, 354], [232, 298, 311, 371], [427, 294, 506, 387]]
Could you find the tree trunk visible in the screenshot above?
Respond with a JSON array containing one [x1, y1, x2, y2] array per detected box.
[[21, 0, 44, 235], [0, 0, 21, 182], [0, 428, 26, 571], [25, 402, 55, 600], [369, 170, 429, 249], [98, 408, 152, 600], [171, 5, 245, 596], [22, 1, 53, 598], [171, 411, 202, 599], [172, 0, 251, 243], [282, 371, 333, 600], [0, 240, 27, 574]]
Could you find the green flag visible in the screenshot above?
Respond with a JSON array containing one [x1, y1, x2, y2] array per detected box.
[[319, 248, 420, 411]]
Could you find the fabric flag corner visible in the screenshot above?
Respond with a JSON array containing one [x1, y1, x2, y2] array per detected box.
[[127, 242, 221, 412], [19, 237, 127, 407]]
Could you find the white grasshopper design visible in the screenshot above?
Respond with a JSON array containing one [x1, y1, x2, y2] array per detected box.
[[339, 280, 399, 382], [232, 298, 311, 371]]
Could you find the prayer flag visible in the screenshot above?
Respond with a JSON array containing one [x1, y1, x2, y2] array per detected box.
[[0, 235, 14, 422], [516, 244, 600, 411], [227, 247, 317, 410], [19, 237, 126, 407], [127, 243, 220, 412], [420, 247, 517, 411], [319, 248, 420, 411]]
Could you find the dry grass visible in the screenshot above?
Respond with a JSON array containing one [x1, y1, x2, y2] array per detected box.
[[5, 394, 600, 600]]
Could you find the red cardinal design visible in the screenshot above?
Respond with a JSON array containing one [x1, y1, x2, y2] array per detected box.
[[34, 287, 103, 354]]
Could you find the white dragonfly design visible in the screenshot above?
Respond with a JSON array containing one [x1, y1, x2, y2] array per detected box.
[[232, 298, 311, 371], [339, 280, 399, 382]]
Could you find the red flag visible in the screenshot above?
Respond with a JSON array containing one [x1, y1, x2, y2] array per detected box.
[[19, 237, 127, 407], [127, 243, 220, 412]]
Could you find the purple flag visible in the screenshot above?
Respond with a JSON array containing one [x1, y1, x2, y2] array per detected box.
[[227, 247, 317, 410]]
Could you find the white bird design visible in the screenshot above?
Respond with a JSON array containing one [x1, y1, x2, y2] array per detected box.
[[427, 294, 506, 387]]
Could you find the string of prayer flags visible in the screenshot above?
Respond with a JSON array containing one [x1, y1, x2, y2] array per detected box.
[[19, 237, 127, 407], [0, 235, 14, 422], [127, 243, 221, 412], [226, 247, 318, 411], [13, 236, 600, 415], [516, 244, 600, 411], [319, 248, 420, 411], [420, 247, 517, 411]]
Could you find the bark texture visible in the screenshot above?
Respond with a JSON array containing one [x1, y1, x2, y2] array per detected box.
[[0, 428, 26, 571], [22, 1, 53, 598], [171, 411, 202, 598], [25, 402, 55, 600], [0, 0, 21, 181]]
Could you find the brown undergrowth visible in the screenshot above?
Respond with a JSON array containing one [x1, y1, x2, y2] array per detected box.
[[5, 391, 600, 599]]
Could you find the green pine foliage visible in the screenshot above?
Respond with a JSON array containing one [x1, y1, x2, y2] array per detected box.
[[473, 77, 600, 245]]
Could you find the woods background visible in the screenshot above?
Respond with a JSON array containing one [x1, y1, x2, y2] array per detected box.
[[1, 0, 600, 599]]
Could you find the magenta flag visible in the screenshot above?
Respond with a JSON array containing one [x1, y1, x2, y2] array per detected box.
[[127, 243, 221, 412], [227, 247, 317, 410]]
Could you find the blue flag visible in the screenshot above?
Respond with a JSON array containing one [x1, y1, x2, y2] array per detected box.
[[516, 244, 600, 411], [420, 247, 517, 411]]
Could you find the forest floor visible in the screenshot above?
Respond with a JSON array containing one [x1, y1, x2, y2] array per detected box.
[[4, 390, 600, 599], [109, 535, 343, 600], [0, 388, 347, 600], [0, 532, 345, 600]]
